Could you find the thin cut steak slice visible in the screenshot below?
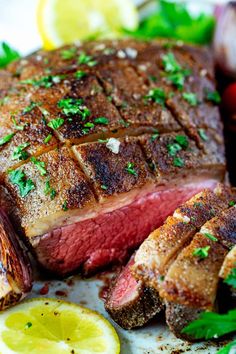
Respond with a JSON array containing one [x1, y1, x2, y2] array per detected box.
[[105, 256, 162, 329], [32, 179, 217, 275], [133, 185, 234, 290], [220, 243, 236, 299], [162, 206, 236, 340]]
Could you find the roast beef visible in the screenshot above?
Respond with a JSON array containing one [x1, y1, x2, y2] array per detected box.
[[105, 256, 162, 329], [105, 185, 236, 331], [109, 186, 235, 340], [0, 39, 226, 275]]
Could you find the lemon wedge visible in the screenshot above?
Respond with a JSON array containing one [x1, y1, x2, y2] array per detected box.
[[37, 0, 139, 49], [0, 298, 120, 354]]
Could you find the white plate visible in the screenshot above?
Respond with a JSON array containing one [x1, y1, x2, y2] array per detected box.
[[30, 274, 224, 353]]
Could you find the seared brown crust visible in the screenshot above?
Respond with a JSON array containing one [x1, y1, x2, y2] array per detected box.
[[165, 301, 203, 341], [4, 147, 95, 237], [160, 233, 227, 308], [105, 285, 162, 330], [0, 39, 225, 241], [220, 245, 236, 280], [73, 136, 152, 200], [0, 209, 32, 310]]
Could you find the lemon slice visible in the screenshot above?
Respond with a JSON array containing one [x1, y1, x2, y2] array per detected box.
[[0, 298, 120, 354], [37, 0, 139, 49]]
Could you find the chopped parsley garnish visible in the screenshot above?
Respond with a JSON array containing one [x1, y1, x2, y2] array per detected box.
[[150, 131, 159, 142], [193, 246, 210, 259], [182, 308, 236, 340], [0, 42, 20, 68], [0, 96, 9, 106], [12, 117, 26, 131], [21, 75, 65, 88], [74, 70, 86, 79], [173, 156, 185, 167], [119, 119, 130, 128], [30, 157, 47, 176], [198, 128, 208, 141], [25, 322, 32, 329], [162, 52, 181, 73], [62, 201, 68, 211], [23, 101, 41, 114], [47, 118, 64, 130], [101, 184, 108, 190], [44, 134, 52, 144], [145, 88, 166, 106], [224, 268, 236, 289], [175, 135, 189, 149], [94, 117, 109, 125], [9, 169, 35, 197], [126, 162, 138, 177], [167, 143, 182, 157], [44, 180, 56, 200], [0, 133, 15, 146], [203, 232, 218, 242], [229, 200, 236, 207], [149, 75, 157, 82], [167, 70, 190, 89], [78, 52, 97, 67], [167, 135, 188, 158], [12, 142, 30, 161], [182, 92, 198, 106], [218, 341, 236, 354], [162, 52, 190, 89], [61, 47, 77, 60], [206, 89, 221, 104], [58, 98, 90, 120]]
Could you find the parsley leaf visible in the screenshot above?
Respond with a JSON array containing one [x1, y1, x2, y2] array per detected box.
[[206, 90, 221, 104], [126, 162, 138, 177], [173, 156, 185, 167], [175, 135, 189, 149], [78, 52, 97, 67], [44, 180, 56, 200], [12, 142, 30, 161], [182, 309, 236, 340], [47, 118, 64, 130], [229, 200, 236, 207], [183, 92, 198, 106], [218, 340, 236, 354], [44, 134, 52, 144], [193, 246, 210, 259], [162, 52, 181, 73], [167, 143, 182, 157], [224, 268, 236, 289], [12, 117, 26, 131], [61, 47, 76, 60], [30, 157, 47, 176], [0, 42, 20, 68], [150, 131, 159, 142], [58, 98, 90, 120], [144, 88, 166, 106], [0, 133, 15, 146], [198, 128, 208, 141], [62, 201, 68, 211], [9, 169, 35, 197], [21, 75, 65, 88], [74, 70, 86, 79], [94, 117, 109, 125], [203, 232, 218, 242], [22, 101, 41, 114]]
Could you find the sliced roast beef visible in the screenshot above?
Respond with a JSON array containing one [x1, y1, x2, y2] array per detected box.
[[161, 206, 236, 340], [133, 185, 233, 290], [0, 39, 226, 275], [220, 244, 236, 299], [105, 256, 162, 329], [0, 209, 32, 310]]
